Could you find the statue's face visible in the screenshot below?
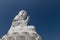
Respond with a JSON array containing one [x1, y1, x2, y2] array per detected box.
[[19, 10, 27, 17], [18, 10, 27, 20]]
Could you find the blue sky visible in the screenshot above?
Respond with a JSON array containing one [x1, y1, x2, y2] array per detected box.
[[0, 0, 60, 40]]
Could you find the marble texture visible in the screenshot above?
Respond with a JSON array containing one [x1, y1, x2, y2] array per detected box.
[[1, 10, 41, 40]]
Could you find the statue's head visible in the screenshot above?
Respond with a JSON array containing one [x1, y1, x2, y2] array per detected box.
[[18, 10, 27, 20], [18, 10, 27, 17]]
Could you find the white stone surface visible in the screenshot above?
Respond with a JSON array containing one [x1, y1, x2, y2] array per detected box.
[[0, 39, 2, 40], [1, 10, 41, 40]]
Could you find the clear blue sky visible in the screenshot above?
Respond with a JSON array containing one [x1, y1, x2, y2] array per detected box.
[[0, 0, 60, 40]]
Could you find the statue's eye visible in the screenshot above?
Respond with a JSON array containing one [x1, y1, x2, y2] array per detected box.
[[22, 12, 24, 13]]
